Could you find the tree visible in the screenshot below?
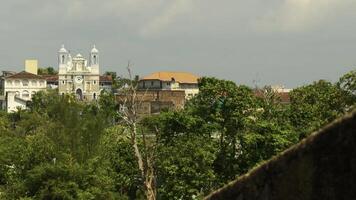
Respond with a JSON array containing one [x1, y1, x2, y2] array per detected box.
[[117, 64, 156, 200], [188, 77, 259, 183], [156, 134, 216, 200], [37, 67, 58, 75], [337, 70, 356, 108], [289, 80, 350, 138]]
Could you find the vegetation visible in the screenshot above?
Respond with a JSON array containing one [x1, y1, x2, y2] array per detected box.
[[37, 67, 58, 75], [0, 70, 354, 199]]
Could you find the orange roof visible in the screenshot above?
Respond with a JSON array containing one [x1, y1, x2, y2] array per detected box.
[[141, 71, 199, 84]]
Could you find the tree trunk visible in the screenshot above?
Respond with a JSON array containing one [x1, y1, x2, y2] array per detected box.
[[131, 123, 156, 200]]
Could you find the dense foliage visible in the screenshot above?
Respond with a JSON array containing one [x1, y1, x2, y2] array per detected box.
[[0, 71, 354, 199]]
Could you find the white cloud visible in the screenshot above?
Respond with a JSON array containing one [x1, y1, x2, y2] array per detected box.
[[139, 0, 194, 37], [254, 0, 350, 32]]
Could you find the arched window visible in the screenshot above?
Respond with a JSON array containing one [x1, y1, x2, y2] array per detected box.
[[93, 55, 97, 64], [22, 80, 29, 87], [31, 80, 37, 86], [93, 93, 96, 99], [61, 55, 65, 64], [22, 90, 29, 99]]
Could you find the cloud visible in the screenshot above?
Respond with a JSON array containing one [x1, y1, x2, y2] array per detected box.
[[140, 0, 193, 37], [254, 0, 349, 32]]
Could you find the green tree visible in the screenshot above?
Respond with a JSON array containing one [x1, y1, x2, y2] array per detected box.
[[37, 67, 58, 75], [156, 134, 216, 200], [289, 80, 350, 138]]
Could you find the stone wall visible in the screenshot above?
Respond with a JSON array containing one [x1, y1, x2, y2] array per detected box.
[[116, 90, 186, 115], [205, 111, 356, 200]]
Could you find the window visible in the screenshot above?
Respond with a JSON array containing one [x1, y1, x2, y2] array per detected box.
[[31, 80, 37, 86], [93, 55, 97, 64], [61, 55, 65, 63], [15, 80, 20, 86], [6, 80, 12, 86], [22, 90, 29, 98], [151, 81, 154, 86], [22, 80, 29, 86], [62, 80, 65, 84], [167, 82, 171, 86], [93, 93, 96, 99], [94, 80, 97, 84]]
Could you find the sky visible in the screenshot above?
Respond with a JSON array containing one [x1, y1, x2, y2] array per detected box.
[[1, 0, 356, 88]]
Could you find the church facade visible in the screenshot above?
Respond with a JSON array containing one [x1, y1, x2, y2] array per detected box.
[[58, 45, 100, 100]]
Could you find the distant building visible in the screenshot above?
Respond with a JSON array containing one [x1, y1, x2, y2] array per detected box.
[[42, 75, 59, 89], [42, 74, 112, 92], [116, 71, 199, 116], [1, 71, 46, 112], [116, 90, 186, 115], [254, 86, 292, 104], [57, 45, 100, 100], [99, 75, 113, 92], [25, 59, 38, 75], [138, 71, 200, 99]]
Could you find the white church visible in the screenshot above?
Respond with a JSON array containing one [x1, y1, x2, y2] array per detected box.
[[58, 45, 101, 100]]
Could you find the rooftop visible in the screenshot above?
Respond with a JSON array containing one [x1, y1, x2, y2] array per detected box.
[[6, 71, 44, 80], [141, 71, 199, 84]]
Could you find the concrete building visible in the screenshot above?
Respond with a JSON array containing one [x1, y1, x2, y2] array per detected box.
[[0, 71, 46, 112], [25, 59, 38, 75], [58, 45, 100, 100], [138, 71, 200, 99]]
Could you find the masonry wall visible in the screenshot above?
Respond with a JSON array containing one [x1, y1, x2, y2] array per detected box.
[[116, 90, 186, 115], [205, 111, 356, 200]]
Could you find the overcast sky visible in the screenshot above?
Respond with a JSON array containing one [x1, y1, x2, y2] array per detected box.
[[1, 0, 356, 87]]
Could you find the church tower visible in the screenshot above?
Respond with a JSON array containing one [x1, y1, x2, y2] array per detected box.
[[58, 45, 69, 74], [90, 45, 99, 74]]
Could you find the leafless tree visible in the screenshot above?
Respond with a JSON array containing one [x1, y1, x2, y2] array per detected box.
[[119, 62, 156, 200]]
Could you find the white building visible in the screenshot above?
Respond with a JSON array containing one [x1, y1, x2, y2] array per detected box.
[[1, 71, 46, 112], [58, 45, 100, 100], [138, 71, 200, 99]]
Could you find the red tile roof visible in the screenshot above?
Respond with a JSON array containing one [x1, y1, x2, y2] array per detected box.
[[100, 75, 113, 82], [254, 90, 291, 104], [42, 75, 58, 81]]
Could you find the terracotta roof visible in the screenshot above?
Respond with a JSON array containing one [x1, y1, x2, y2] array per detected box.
[[278, 92, 290, 103], [41, 75, 58, 81], [141, 71, 199, 84], [100, 75, 113, 82], [254, 90, 290, 104], [6, 71, 44, 79]]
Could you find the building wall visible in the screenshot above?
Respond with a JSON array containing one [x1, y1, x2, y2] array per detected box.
[[138, 80, 199, 100], [4, 78, 46, 112], [58, 74, 100, 100], [6, 92, 27, 112], [25, 60, 38, 75], [58, 63, 100, 100], [116, 90, 186, 115], [4, 79, 46, 100], [139, 80, 162, 89]]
